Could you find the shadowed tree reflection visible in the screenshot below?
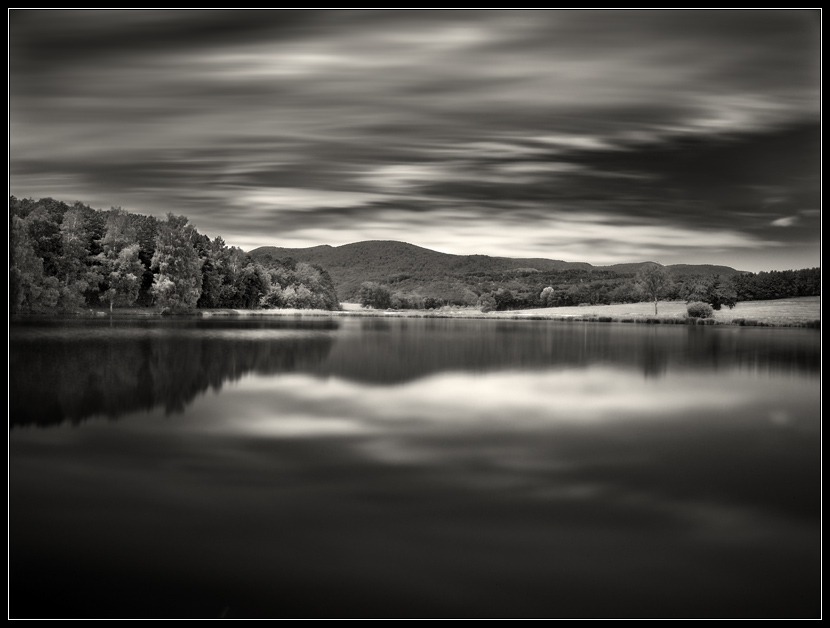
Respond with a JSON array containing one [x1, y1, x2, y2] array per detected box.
[[9, 318, 819, 427], [10, 318, 338, 427], [322, 320, 819, 384]]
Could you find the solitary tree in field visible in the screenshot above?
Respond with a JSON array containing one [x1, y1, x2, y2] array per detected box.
[[636, 263, 672, 315]]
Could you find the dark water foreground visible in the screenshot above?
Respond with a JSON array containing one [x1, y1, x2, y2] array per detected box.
[[9, 318, 821, 618]]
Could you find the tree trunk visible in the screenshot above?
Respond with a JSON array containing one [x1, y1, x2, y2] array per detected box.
[[654, 299, 658, 316]]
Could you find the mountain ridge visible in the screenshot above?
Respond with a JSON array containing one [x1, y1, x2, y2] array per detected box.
[[249, 240, 744, 302]]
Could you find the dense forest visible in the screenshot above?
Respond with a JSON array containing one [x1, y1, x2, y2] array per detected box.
[[9, 197, 340, 316], [9, 196, 820, 316]]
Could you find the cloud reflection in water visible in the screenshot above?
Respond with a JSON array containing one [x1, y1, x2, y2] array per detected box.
[[9, 321, 820, 618], [201, 367, 818, 438]]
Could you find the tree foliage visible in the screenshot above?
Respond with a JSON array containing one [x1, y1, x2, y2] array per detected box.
[[150, 214, 204, 312], [681, 274, 737, 310], [477, 293, 497, 313], [358, 282, 392, 309], [733, 268, 821, 301], [635, 263, 672, 315], [539, 286, 555, 307], [10, 215, 59, 315], [9, 197, 341, 316], [98, 208, 143, 311]]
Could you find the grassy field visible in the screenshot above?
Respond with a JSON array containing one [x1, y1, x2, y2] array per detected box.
[[492, 297, 821, 326], [72, 296, 820, 328], [335, 297, 821, 327]]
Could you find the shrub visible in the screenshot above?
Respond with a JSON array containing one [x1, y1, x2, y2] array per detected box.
[[390, 293, 410, 309], [358, 282, 392, 309], [477, 293, 497, 313], [686, 301, 713, 319]]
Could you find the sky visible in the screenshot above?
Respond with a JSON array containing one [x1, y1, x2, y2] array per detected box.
[[9, 9, 821, 272]]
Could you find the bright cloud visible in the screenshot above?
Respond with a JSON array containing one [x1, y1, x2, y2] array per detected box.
[[771, 216, 799, 227]]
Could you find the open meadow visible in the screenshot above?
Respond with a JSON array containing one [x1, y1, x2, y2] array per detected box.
[[334, 296, 821, 327], [494, 296, 821, 325]]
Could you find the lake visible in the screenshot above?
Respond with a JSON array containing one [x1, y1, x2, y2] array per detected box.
[[9, 317, 821, 618]]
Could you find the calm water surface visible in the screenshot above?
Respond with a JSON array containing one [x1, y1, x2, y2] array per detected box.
[[9, 317, 821, 618]]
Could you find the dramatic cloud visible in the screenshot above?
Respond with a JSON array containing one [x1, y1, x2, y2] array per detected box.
[[9, 9, 821, 271], [771, 216, 799, 227]]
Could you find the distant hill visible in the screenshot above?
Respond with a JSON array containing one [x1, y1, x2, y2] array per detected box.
[[249, 240, 742, 302], [663, 263, 747, 276]]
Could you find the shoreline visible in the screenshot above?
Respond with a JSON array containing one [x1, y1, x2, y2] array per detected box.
[[13, 297, 821, 329]]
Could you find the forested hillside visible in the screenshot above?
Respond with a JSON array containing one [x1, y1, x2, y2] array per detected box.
[[9, 197, 339, 316], [251, 241, 592, 297], [250, 240, 819, 310]]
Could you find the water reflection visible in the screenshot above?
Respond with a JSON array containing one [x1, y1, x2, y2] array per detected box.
[[9, 318, 820, 427], [326, 320, 819, 383], [9, 318, 338, 426], [9, 317, 820, 618]]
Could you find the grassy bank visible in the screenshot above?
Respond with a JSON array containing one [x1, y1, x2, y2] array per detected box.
[[44, 296, 820, 328]]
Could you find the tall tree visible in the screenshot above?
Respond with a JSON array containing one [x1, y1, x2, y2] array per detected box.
[[99, 208, 144, 312], [682, 274, 737, 310], [10, 215, 60, 315], [235, 263, 270, 309], [150, 213, 203, 312], [129, 212, 159, 305], [358, 282, 392, 309], [24, 205, 62, 277], [539, 286, 555, 307], [196, 234, 221, 308], [56, 206, 96, 311], [635, 263, 672, 315]]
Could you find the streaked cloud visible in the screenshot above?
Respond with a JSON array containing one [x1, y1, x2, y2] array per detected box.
[[9, 9, 820, 271]]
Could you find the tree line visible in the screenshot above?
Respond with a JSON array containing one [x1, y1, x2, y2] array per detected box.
[[9, 197, 340, 316], [358, 264, 820, 311], [10, 196, 818, 316]]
